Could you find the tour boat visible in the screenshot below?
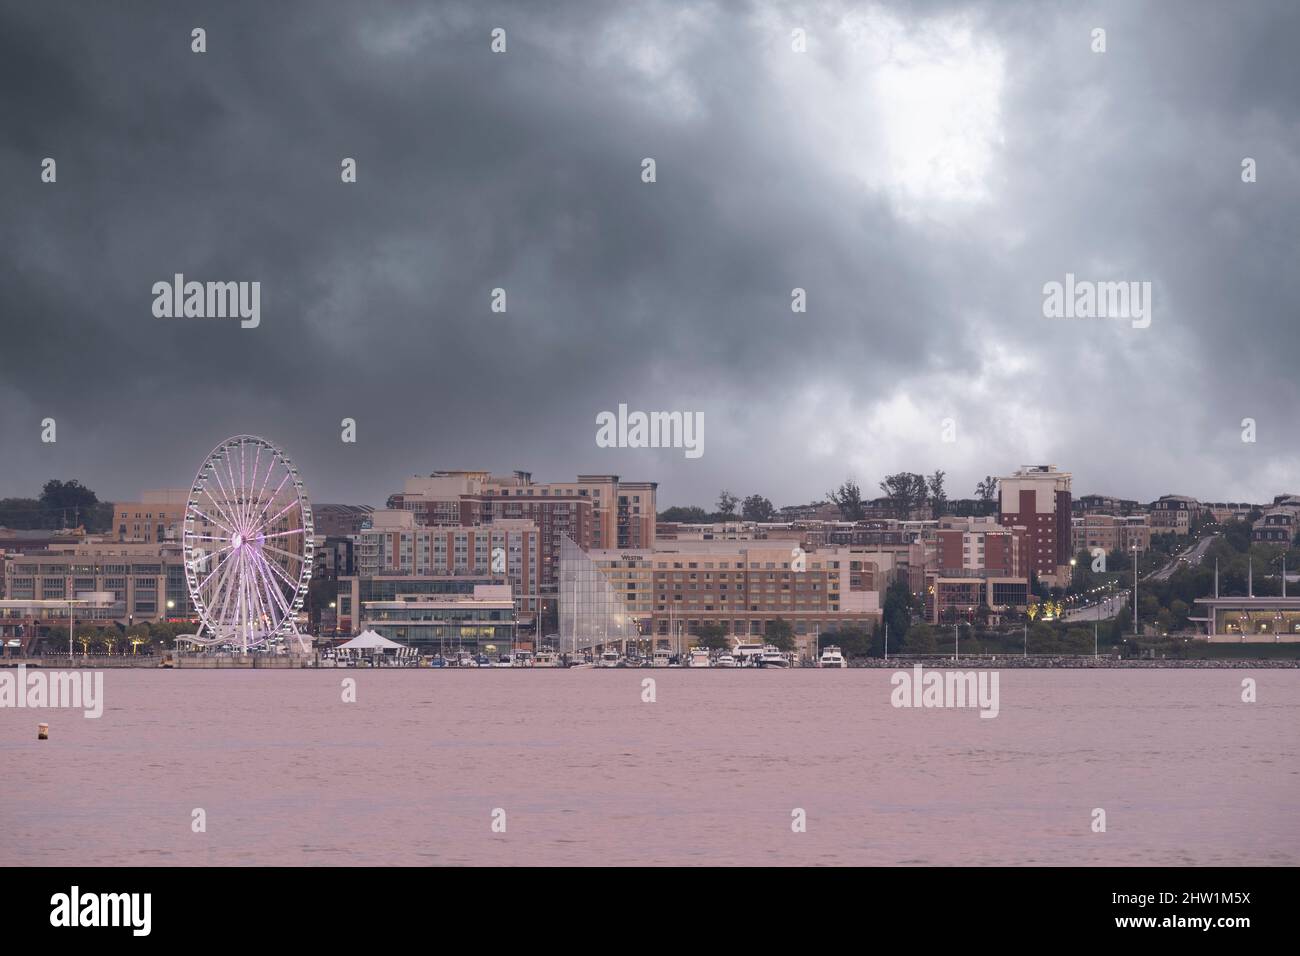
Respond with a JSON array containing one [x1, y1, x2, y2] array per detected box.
[[688, 647, 712, 668], [598, 649, 622, 668], [756, 646, 790, 668], [652, 648, 671, 667], [818, 645, 847, 668]]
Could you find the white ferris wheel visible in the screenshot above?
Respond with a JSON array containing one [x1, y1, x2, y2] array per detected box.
[[182, 435, 315, 652]]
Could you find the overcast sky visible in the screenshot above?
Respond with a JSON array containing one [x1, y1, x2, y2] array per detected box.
[[2, 0, 1298, 511]]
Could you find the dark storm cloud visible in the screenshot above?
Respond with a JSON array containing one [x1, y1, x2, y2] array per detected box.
[[1, 0, 1298, 510]]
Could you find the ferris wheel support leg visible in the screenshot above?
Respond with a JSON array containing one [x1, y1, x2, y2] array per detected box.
[[289, 628, 310, 655]]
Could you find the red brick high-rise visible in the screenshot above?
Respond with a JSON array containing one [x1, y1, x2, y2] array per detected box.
[[997, 465, 1073, 587]]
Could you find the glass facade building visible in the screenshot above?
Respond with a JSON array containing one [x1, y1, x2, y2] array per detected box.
[[360, 586, 518, 653], [558, 536, 640, 653]]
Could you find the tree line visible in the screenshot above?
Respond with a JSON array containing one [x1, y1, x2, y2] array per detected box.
[[659, 474, 1001, 523], [0, 479, 114, 533]]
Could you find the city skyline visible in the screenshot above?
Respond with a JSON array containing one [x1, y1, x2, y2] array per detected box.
[[4, 457, 1300, 520], [4, 1, 1300, 511]]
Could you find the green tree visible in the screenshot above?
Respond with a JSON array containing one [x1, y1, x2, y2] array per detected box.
[[882, 581, 914, 646], [974, 476, 999, 516], [717, 490, 739, 519], [658, 506, 709, 523], [40, 479, 110, 531], [694, 622, 731, 651], [905, 623, 937, 653], [0, 481, 111, 532], [0, 497, 42, 529], [765, 618, 795, 652], [1027, 621, 1055, 653], [879, 472, 928, 517], [1169, 599, 1190, 628], [1063, 628, 1093, 653], [827, 479, 865, 521], [927, 470, 947, 519], [826, 624, 871, 658], [741, 495, 776, 522]]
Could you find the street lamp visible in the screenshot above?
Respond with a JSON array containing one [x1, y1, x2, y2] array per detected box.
[[1131, 544, 1139, 634]]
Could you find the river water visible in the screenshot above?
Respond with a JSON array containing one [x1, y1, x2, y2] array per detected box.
[[2, 668, 1296, 865]]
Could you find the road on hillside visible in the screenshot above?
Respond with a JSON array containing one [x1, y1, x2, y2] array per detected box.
[[1062, 535, 1217, 622], [1063, 592, 1127, 622], [1148, 534, 1216, 582]]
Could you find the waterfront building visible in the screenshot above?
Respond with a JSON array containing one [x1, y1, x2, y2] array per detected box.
[[360, 584, 519, 654], [352, 510, 541, 622], [557, 537, 642, 654], [2, 541, 193, 633], [1191, 594, 1300, 642], [925, 575, 1031, 625], [0, 596, 124, 654], [925, 516, 1031, 623], [336, 574, 495, 635], [567, 537, 882, 657]]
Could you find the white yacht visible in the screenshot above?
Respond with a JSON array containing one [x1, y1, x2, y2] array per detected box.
[[688, 647, 712, 668], [598, 649, 622, 668], [714, 652, 736, 668], [534, 650, 560, 668], [818, 645, 847, 668], [652, 648, 671, 667], [733, 642, 765, 665], [756, 645, 791, 668]]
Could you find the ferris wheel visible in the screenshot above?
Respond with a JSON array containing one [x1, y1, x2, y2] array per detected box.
[[182, 435, 315, 652]]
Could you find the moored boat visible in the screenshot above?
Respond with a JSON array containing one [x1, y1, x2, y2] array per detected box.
[[818, 645, 847, 668]]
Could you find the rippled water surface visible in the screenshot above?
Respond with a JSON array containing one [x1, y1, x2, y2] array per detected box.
[[2, 669, 1297, 865]]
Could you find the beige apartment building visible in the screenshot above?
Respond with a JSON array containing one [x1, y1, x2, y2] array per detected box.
[[1071, 514, 1151, 556], [1150, 495, 1201, 532], [2, 539, 194, 639], [113, 489, 189, 543], [583, 541, 883, 655]]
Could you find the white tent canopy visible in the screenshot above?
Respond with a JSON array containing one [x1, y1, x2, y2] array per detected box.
[[337, 630, 407, 651]]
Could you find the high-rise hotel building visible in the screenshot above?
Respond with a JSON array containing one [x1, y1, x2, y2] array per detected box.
[[998, 465, 1073, 587]]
